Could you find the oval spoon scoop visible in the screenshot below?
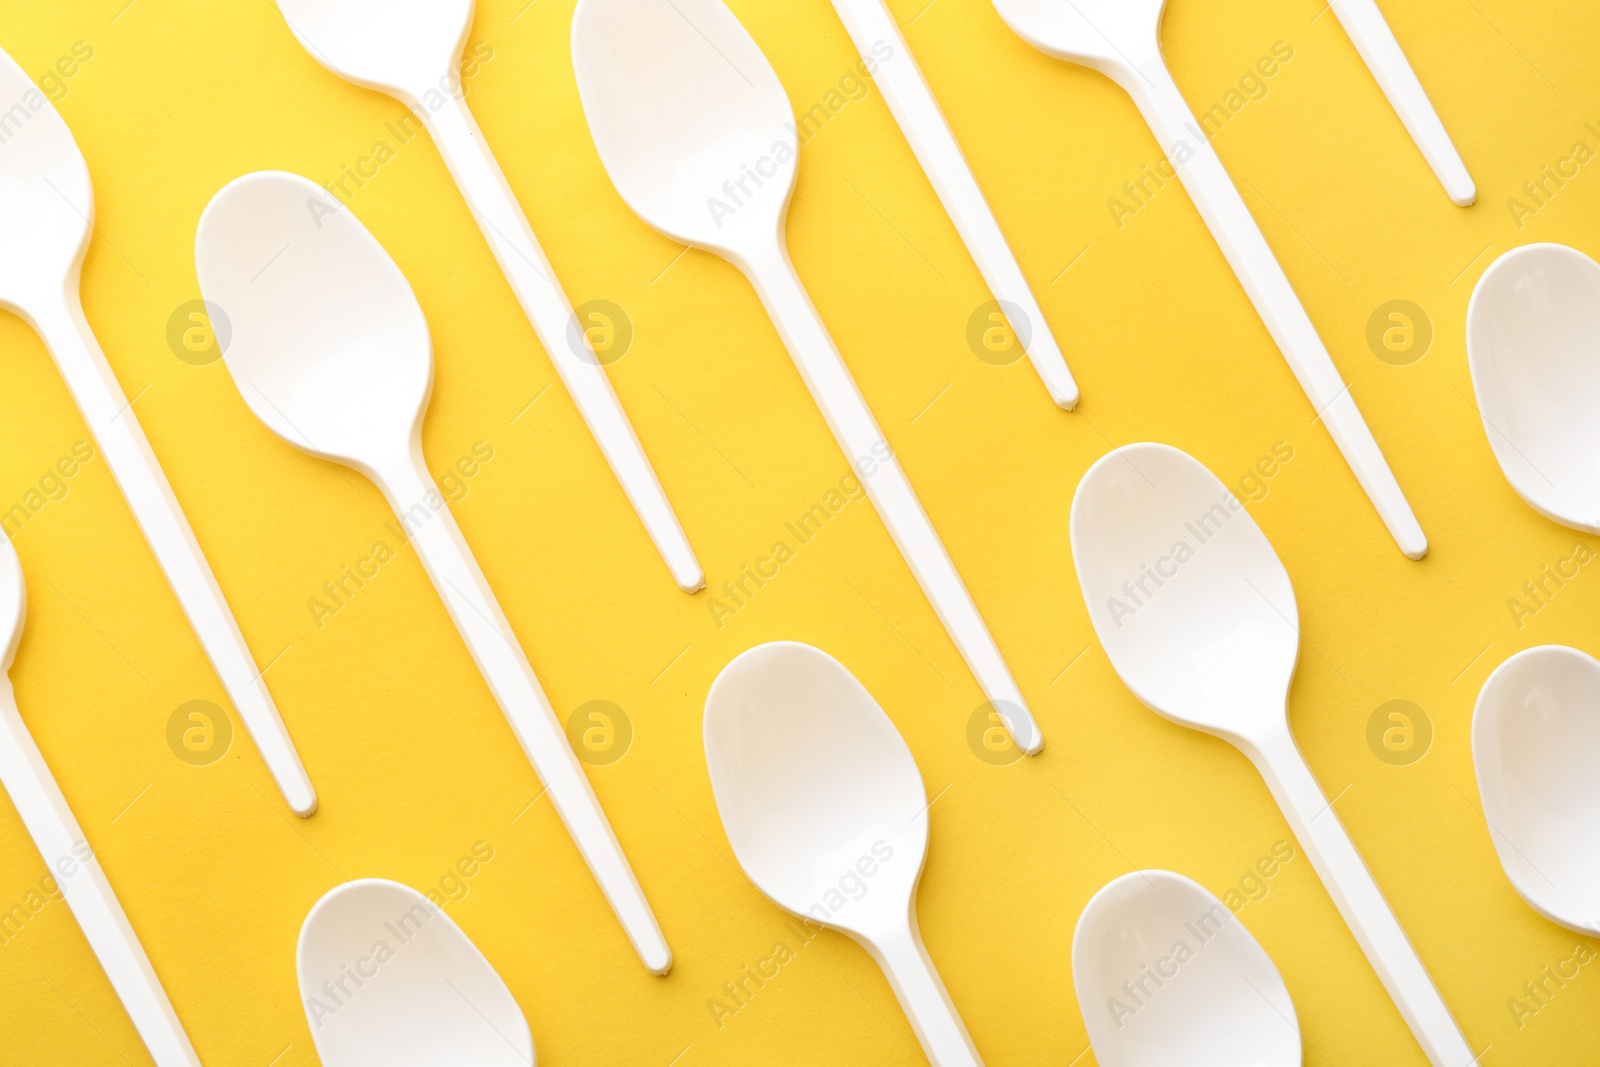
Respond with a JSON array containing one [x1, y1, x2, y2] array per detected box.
[[197, 171, 670, 974], [704, 642, 985, 1066], [297, 879, 534, 1065], [1070, 443, 1474, 1067], [1073, 870, 1299, 1067], [1466, 243, 1600, 534], [272, 0, 701, 592], [1473, 645, 1600, 934]]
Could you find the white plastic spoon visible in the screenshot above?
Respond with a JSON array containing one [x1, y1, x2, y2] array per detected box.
[[298, 879, 534, 1065], [1473, 645, 1600, 934], [1069, 443, 1474, 1067], [1466, 243, 1600, 534], [827, 0, 1079, 409], [1327, 0, 1474, 206], [704, 641, 984, 1067], [0, 536, 201, 1066], [989, 0, 1427, 560], [272, 0, 702, 594], [196, 172, 670, 975], [0, 46, 315, 816], [1073, 870, 1299, 1067], [573, 0, 1042, 754]]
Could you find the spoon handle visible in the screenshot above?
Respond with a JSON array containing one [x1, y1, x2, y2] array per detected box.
[[0, 678, 202, 1066], [829, 0, 1077, 410], [868, 919, 984, 1066], [1327, 0, 1475, 206], [376, 444, 672, 975], [1248, 727, 1477, 1067], [1121, 58, 1427, 561], [742, 243, 1042, 754], [31, 293, 317, 817], [420, 91, 703, 594]]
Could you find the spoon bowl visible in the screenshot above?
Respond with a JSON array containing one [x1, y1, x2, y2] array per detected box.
[[1073, 870, 1299, 1067], [274, 0, 472, 102], [0, 535, 24, 669], [988, 0, 1163, 77], [0, 53, 92, 310], [704, 641, 927, 938], [1472, 645, 1600, 934], [297, 879, 534, 1066], [196, 171, 430, 475], [1071, 443, 1473, 1067], [704, 642, 985, 1065], [572, 0, 796, 258], [1466, 243, 1600, 534], [1070, 443, 1298, 744]]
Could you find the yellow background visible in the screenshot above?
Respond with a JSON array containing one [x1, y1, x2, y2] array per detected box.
[[0, 0, 1595, 1063]]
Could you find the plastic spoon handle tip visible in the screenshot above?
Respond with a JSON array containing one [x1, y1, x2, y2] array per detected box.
[[743, 242, 1041, 753], [830, 0, 1077, 409], [32, 293, 317, 815], [1327, 0, 1474, 206], [1125, 59, 1426, 558], [377, 445, 671, 974], [422, 93, 703, 593]]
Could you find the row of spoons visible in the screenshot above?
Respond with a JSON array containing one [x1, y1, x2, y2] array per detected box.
[[12, 424, 1596, 1065]]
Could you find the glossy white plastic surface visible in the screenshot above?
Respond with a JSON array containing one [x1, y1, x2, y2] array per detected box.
[[196, 172, 670, 975], [0, 537, 201, 1066], [1069, 443, 1473, 1067], [1472, 645, 1600, 935], [0, 47, 316, 816], [989, 0, 1426, 560], [1327, 0, 1474, 206], [1073, 870, 1300, 1067], [272, 0, 702, 593], [297, 879, 535, 1066], [704, 642, 984, 1067], [1466, 243, 1600, 535], [572, 0, 1041, 753], [828, 0, 1077, 409]]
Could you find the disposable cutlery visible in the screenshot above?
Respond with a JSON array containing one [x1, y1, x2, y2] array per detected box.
[[990, 0, 1427, 560], [1328, 0, 1474, 206], [1466, 243, 1600, 534], [298, 879, 535, 1065], [572, 0, 1042, 752], [828, 0, 1078, 409], [0, 46, 315, 816], [1070, 442, 1473, 1066], [705, 642, 984, 1067], [1473, 645, 1600, 934], [0, 535, 201, 1066], [272, 0, 703, 593], [196, 172, 670, 974], [1074, 870, 1299, 1067]]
